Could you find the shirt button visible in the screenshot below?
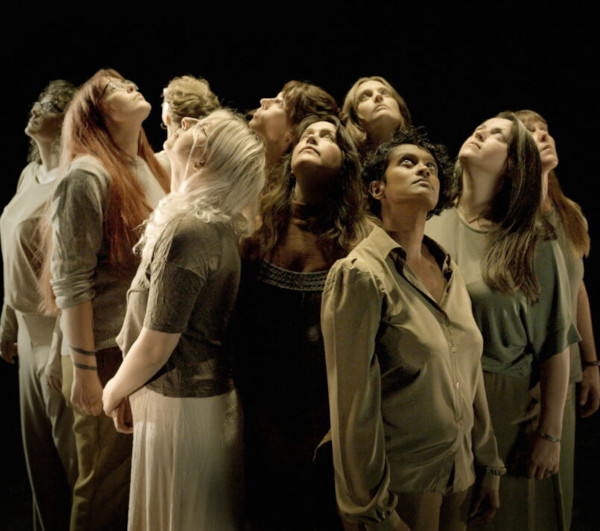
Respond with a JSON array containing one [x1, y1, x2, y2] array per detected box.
[[450, 344, 457, 352], [456, 382, 460, 389]]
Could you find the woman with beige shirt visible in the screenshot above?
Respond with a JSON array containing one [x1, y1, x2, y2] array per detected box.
[[322, 127, 505, 530]]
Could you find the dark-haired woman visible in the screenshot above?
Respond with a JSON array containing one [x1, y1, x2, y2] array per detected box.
[[233, 114, 371, 530]]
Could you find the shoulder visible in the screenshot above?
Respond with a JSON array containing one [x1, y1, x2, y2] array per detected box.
[[16, 162, 39, 189], [164, 213, 234, 258], [59, 156, 110, 192]]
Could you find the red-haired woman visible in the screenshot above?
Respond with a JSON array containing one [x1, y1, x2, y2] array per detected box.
[[41, 68, 170, 531]]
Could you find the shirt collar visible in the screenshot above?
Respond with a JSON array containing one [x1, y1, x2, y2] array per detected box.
[[366, 225, 453, 279]]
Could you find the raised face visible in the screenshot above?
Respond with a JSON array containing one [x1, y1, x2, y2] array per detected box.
[[525, 120, 558, 172], [355, 80, 403, 132], [291, 120, 343, 179], [248, 91, 292, 145], [24, 96, 64, 142], [373, 144, 440, 213], [458, 117, 512, 177], [164, 116, 212, 178], [101, 78, 151, 124]]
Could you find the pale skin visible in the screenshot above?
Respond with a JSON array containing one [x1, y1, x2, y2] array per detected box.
[[248, 92, 294, 169], [1, 95, 63, 390], [528, 119, 600, 418], [370, 144, 499, 529], [355, 79, 404, 149], [290, 121, 342, 204], [65, 77, 151, 416], [458, 118, 569, 480], [102, 115, 210, 431]]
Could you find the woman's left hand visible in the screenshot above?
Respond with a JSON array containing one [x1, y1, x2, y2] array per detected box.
[[468, 485, 500, 526], [111, 398, 133, 434], [527, 436, 560, 480], [579, 366, 600, 418]]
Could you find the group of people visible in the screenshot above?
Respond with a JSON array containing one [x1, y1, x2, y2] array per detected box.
[[1, 69, 597, 531]]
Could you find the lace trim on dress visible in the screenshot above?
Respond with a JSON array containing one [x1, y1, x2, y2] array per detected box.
[[257, 261, 329, 292]]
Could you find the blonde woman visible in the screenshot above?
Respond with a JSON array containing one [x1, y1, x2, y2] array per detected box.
[[103, 108, 266, 530]]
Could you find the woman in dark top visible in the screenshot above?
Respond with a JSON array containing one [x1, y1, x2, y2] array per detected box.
[[232, 113, 372, 530]]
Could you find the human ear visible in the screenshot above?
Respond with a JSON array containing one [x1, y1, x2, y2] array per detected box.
[[369, 180, 386, 199]]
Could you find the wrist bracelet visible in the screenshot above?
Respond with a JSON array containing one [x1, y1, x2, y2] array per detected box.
[[535, 429, 561, 443], [73, 362, 98, 371], [582, 360, 600, 368]]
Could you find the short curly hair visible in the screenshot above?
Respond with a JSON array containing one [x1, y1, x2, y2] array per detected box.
[[362, 127, 456, 219], [162, 75, 220, 128]]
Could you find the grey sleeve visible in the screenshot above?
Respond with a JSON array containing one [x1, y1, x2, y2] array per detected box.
[[50, 169, 108, 309]]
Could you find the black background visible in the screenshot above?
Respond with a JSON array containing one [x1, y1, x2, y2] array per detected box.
[[2, 5, 599, 530]]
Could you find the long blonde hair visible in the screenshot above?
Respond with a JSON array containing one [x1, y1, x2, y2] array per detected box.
[[136, 108, 266, 265]]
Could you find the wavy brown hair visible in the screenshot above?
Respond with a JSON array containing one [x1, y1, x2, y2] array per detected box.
[[457, 111, 553, 303], [515, 109, 590, 258], [341, 75, 412, 157], [257, 114, 370, 261]]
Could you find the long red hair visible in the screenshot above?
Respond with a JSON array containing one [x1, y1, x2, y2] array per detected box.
[[38, 68, 170, 314]]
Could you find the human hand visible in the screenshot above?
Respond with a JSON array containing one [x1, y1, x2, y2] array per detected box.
[[70, 368, 103, 416], [579, 366, 600, 418], [527, 435, 560, 480], [110, 398, 133, 434], [44, 350, 63, 393], [0, 339, 18, 364], [468, 486, 500, 526]]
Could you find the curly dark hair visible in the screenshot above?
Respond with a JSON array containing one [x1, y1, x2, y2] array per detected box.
[[362, 126, 456, 219]]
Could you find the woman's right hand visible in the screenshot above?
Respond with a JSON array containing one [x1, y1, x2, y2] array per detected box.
[[70, 369, 103, 416], [0, 339, 18, 364]]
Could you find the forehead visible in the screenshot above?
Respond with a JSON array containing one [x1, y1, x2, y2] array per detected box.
[[389, 144, 434, 160], [479, 117, 512, 131], [302, 121, 336, 134], [357, 80, 388, 94]]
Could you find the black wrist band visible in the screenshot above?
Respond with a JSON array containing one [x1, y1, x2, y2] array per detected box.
[[582, 360, 600, 367]]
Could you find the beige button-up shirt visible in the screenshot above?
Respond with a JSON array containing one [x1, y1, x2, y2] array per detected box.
[[321, 226, 504, 530]]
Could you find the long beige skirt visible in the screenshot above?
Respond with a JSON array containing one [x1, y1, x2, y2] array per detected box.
[[128, 386, 244, 531]]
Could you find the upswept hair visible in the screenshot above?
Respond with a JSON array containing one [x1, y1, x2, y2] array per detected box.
[[362, 126, 456, 219], [162, 75, 220, 129], [258, 114, 371, 259], [281, 80, 339, 126], [136, 108, 266, 265], [37, 68, 170, 315], [27, 79, 78, 164], [457, 111, 551, 303], [341, 75, 413, 156], [514, 109, 590, 258]]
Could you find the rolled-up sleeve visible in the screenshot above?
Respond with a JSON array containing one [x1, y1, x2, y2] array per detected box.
[[50, 170, 107, 309], [321, 259, 401, 531]]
